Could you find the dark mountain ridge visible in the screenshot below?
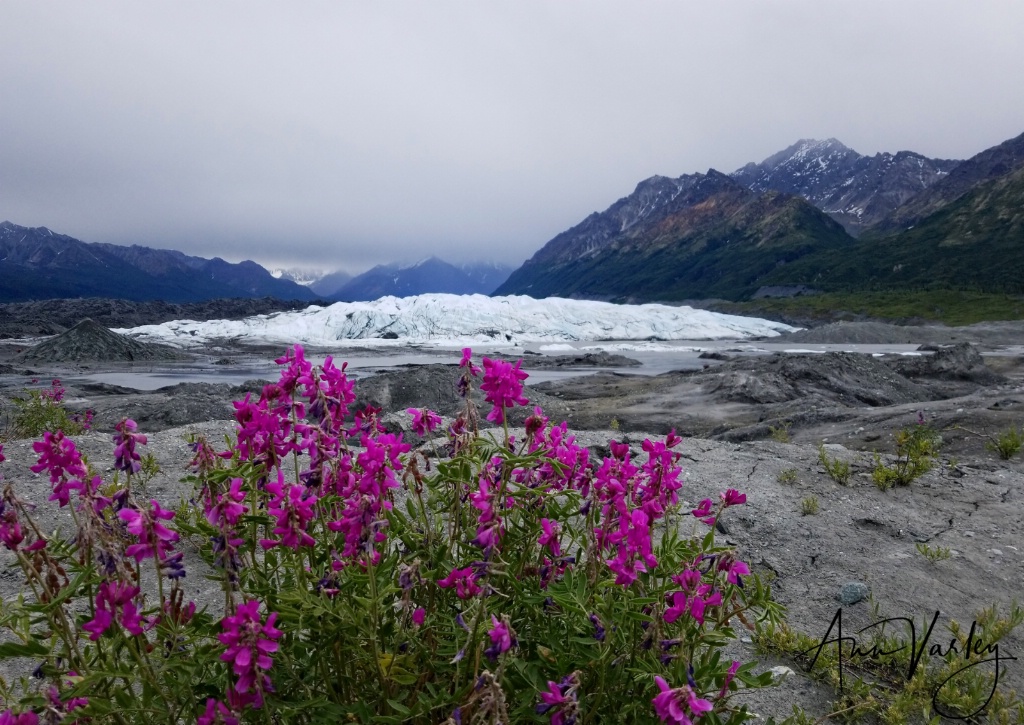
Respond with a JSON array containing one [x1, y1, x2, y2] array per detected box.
[[0, 222, 319, 303], [495, 170, 853, 301], [332, 256, 512, 301], [731, 138, 959, 235], [868, 129, 1024, 234], [498, 129, 1024, 303]]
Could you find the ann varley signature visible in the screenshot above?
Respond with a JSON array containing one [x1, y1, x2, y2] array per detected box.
[[800, 609, 1017, 720]]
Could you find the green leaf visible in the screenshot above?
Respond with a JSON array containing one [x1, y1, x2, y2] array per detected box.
[[0, 640, 49, 658], [387, 699, 411, 715]]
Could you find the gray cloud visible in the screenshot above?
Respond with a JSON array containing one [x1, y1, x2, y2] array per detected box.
[[2, 0, 1023, 273]]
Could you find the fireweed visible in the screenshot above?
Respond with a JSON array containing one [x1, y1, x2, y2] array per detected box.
[[0, 346, 782, 723]]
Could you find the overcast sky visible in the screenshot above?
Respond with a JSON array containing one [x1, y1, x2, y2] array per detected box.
[[2, 1, 1023, 274]]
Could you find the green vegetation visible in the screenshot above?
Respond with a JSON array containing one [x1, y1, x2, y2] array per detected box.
[[818, 445, 852, 485], [872, 424, 941, 491], [987, 427, 1024, 460], [2, 379, 91, 440], [915, 542, 952, 563], [777, 468, 799, 485], [712, 289, 1024, 326], [768, 422, 792, 443], [800, 496, 819, 516], [756, 602, 1024, 724]]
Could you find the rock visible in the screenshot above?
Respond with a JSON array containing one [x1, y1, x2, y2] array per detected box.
[[891, 342, 1004, 385], [837, 581, 869, 605], [510, 351, 642, 370], [698, 351, 732, 361], [14, 319, 187, 363], [768, 666, 795, 683]]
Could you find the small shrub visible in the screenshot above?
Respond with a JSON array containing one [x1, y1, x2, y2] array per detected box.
[[916, 542, 952, 562], [768, 422, 791, 443], [609, 417, 620, 431], [872, 423, 941, 489], [777, 468, 798, 485], [818, 444, 851, 485], [756, 604, 1024, 723], [800, 496, 819, 515], [5, 378, 92, 439], [986, 426, 1024, 460]]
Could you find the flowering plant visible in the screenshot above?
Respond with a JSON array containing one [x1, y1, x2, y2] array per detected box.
[[0, 346, 781, 723], [4, 379, 92, 439]]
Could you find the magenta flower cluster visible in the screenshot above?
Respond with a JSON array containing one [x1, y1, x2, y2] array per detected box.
[[217, 600, 282, 709]]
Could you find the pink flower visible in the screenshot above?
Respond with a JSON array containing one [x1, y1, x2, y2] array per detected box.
[[691, 499, 716, 526], [258, 472, 317, 550], [112, 418, 148, 474], [718, 660, 741, 699], [484, 615, 516, 660], [664, 585, 723, 626], [0, 710, 38, 725], [412, 607, 425, 627], [720, 489, 746, 507], [197, 699, 239, 725], [47, 683, 87, 718], [538, 518, 561, 557], [469, 470, 505, 553], [717, 555, 750, 585], [206, 478, 249, 529], [437, 567, 482, 599], [30, 431, 87, 507], [459, 347, 481, 376], [406, 408, 442, 436], [82, 581, 147, 639], [651, 676, 713, 724], [218, 600, 282, 710], [0, 504, 24, 551], [480, 357, 529, 424], [536, 672, 580, 725], [118, 499, 179, 564]]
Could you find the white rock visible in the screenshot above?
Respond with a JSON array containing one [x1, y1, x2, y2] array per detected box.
[[768, 665, 795, 682]]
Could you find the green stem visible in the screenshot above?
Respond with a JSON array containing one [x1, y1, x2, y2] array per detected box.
[[366, 557, 390, 701]]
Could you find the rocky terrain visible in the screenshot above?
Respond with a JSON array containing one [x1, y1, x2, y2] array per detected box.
[[1, 327, 1023, 720], [731, 138, 959, 235], [14, 319, 189, 363], [0, 296, 321, 338]]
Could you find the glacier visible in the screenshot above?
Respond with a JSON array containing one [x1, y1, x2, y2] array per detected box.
[[114, 294, 797, 347]]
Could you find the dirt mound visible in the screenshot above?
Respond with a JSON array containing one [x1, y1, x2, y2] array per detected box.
[[508, 351, 642, 369], [891, 342, 1004, 384], [14, 319, 188, 363], [703, 352, 932, 407]]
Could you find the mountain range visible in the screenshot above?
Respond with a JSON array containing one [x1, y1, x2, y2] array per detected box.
[[0, 222, 320, 303], [320, 258, 513, 301], [0, 225, 512, 305], [496, 130, 1024, 302]]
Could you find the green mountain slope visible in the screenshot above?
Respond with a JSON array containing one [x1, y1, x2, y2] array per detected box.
[[771, 165, 1024, 294], [496, 176, 854, 302]]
